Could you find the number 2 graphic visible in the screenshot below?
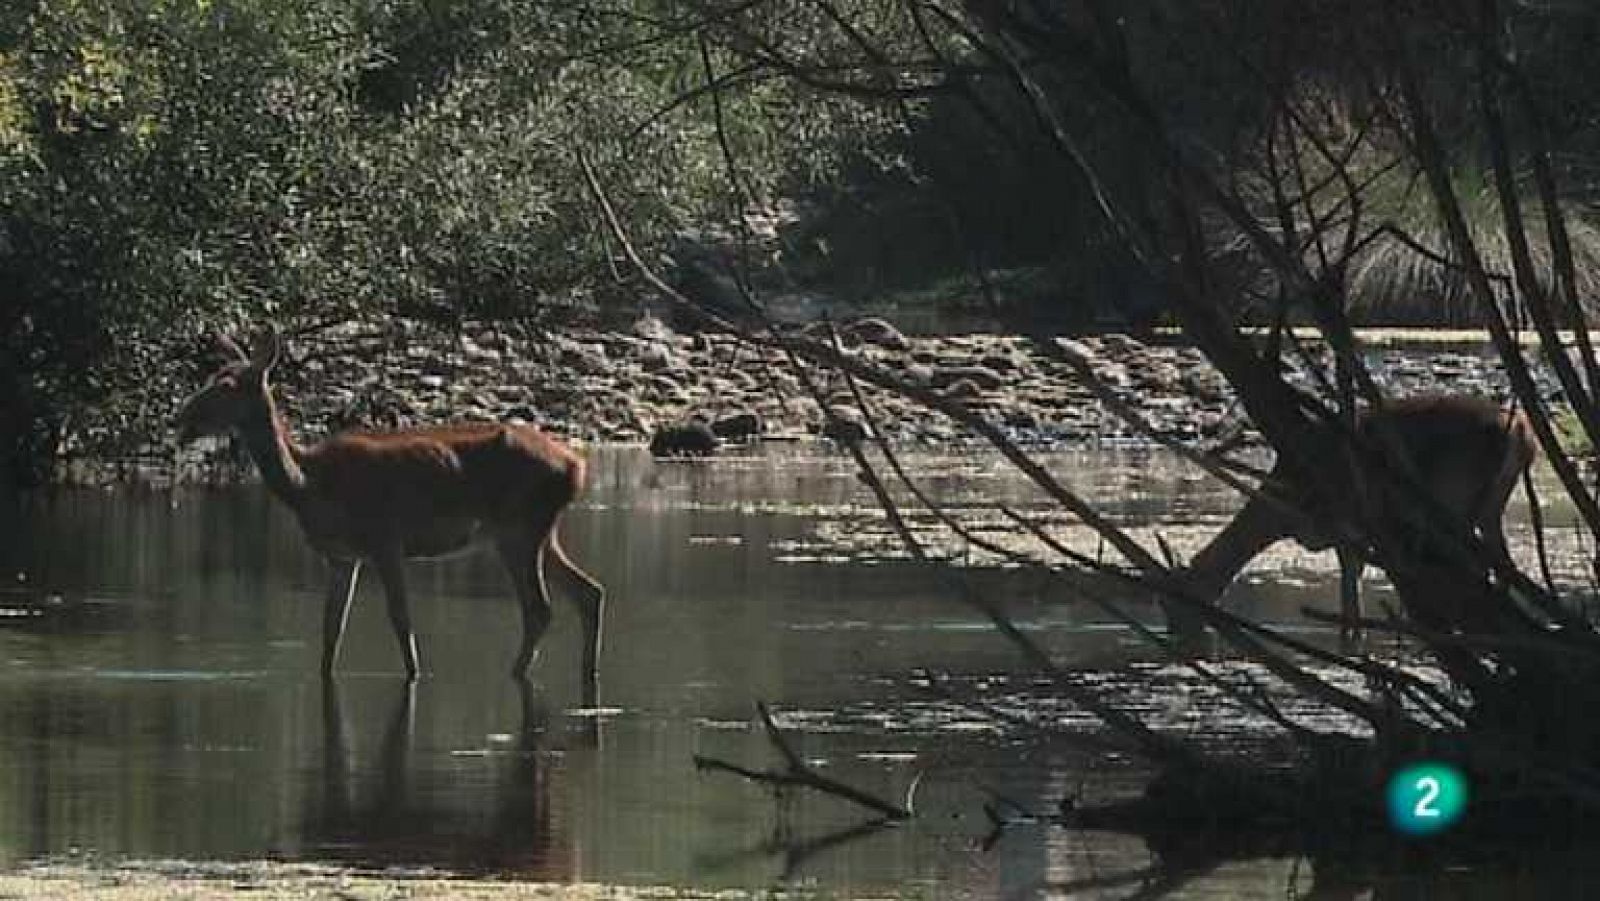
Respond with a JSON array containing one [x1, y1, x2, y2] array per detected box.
[[1413, 776, 1442, 818], [1389, 763, 1464, 834]]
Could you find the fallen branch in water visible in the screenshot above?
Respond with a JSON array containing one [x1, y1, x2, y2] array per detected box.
[[692, 702, 911, 821]]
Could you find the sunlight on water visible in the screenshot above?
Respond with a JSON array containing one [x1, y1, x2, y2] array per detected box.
[[0, 445, 1585, 897]]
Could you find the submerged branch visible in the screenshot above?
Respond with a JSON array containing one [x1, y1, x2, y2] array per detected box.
[[692, 702, 911, 821]]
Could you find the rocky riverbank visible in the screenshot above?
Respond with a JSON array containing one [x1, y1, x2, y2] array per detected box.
[[62, 316, 1550, 485], [0, 861, 748, 900]]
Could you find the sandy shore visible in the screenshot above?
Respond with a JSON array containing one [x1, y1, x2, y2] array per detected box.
[[0, 862, 771, 900]]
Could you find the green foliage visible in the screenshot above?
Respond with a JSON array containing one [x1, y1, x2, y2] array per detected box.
[[1345, 168, 1600, 325], [1552, 402, 1594, 458], [0, 0, 878, 485], [10, 0, 1598, 485]]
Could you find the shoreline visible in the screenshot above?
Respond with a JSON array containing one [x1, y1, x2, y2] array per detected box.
[[0, 860, 752, 900], [1164, 326, 1600, 347], [50, 321, 1553, 488]]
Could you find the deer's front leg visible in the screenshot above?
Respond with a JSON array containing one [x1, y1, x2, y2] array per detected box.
[[374, 551, 422, 681], [322, 558, 361, 679]]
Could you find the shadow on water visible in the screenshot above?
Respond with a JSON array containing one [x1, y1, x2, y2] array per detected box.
[[692, 814, 898, 884], [1002, 820, 1600, 900]]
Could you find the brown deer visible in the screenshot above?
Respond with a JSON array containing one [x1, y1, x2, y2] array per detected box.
[[175, 327, 604, 683], [1184, 395, 1537, 639]]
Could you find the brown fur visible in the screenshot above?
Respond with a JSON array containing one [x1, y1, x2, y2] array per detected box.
[[1185, 394, 1536, 640], [296, 423, 586, 554], [177, 329, 604, 684]]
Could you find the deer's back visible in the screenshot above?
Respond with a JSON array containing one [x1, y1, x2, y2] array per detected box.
[[1358, 395, 1532, 474], [302, 422, 585, 523], [1265, 395, 1532, 545], [1351, 395, 1534, 523]]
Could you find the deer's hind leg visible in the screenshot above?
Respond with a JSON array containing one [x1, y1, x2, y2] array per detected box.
[[546, 524, 605, 686], [373, 549, 421, 681], [498, 513, 558, 680]]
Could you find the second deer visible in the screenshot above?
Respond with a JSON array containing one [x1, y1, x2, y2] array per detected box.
[[1183, 395, 1537, 640]]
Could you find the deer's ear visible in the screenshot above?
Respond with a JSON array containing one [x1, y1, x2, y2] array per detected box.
[[216, 332, 248, 363], [249, 326, 282, 377]]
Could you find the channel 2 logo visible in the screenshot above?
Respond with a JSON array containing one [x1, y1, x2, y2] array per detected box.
[[1387, 762, 1467, 837]]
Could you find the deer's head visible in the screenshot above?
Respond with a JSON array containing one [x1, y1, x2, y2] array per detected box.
[[175, 327, 282, 445]]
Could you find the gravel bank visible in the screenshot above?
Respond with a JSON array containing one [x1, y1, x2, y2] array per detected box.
[[0, 861, 774, 900], [61, 317, 1553, 484]]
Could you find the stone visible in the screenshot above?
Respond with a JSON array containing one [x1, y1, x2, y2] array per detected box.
[[639, 342, 678, 372], [460, 335, 501, 363], [821, 405, 869, 445], [1003, 408, 1040, 429], [710, 411, 764, 442], [942, 378, 984, 400], [1101, 333, 1144, 354], [650, 420, 717, 457], [644, 374, 684, 398], [843, 317, 911, 351], [560, 343, 606, 372], [1132, 361, 1181, 391], [632, 313, 675, 343], [980, 353, 1018, 372], [931, 365, 1006, 391]]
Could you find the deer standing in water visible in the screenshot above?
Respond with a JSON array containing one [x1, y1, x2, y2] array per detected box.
[[175, 327, 604, 683], [1183, 395, 1537, 639]]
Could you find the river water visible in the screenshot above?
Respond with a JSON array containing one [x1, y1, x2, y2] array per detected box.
[[0, 446, 1586, 898]]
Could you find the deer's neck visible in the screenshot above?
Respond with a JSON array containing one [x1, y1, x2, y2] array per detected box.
[[239, 392, 308, 507], [1186, 494, 1292, 602]]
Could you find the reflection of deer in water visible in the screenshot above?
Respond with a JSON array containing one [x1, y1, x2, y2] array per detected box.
[[312, 680, 576, 875], [174, 327, 603, 686], [1183, 395, 1538, 639]]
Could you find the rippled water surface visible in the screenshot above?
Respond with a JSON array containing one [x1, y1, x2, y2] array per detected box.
[[0, 446, 1584, 897]]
